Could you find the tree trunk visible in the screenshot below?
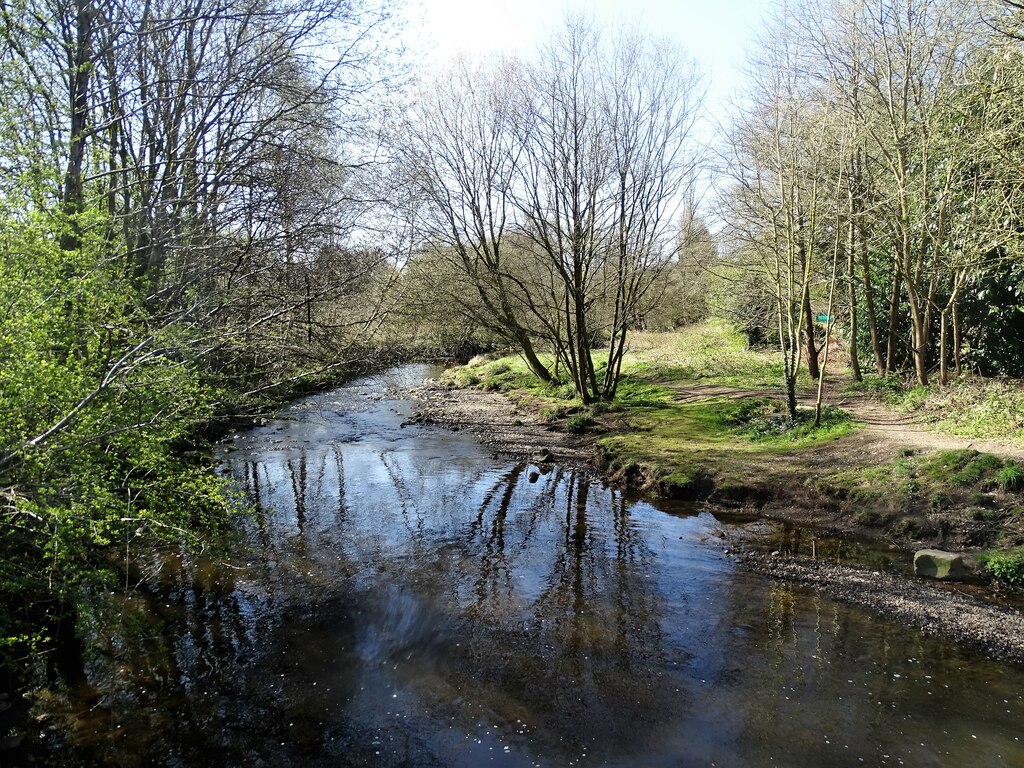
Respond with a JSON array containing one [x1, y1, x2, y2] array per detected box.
[[847, 216, 862, 382], [517, 331, 552, 384], [952, 298, 962, 376], [908, 300, 929, 386], [939, 308, 948, 386], [60, 0, 95, 252], [857, 221, 884, 375], [785, 371, 799, 423], [885, 267, 901, 375], [802, 284, 819, 380]]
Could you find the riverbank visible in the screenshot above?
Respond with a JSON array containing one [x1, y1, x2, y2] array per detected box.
[[414, 377, 1024, 665]]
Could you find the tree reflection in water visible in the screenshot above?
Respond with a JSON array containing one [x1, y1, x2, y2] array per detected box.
[[51, 365, 1024, 768]]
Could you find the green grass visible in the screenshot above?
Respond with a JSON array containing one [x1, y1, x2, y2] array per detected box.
[[445, 335, 855, 497], [998, 464, 1024, 492], [622, 321, 809, 389], [830, 448, 1023, 516], [595, 394, 853, 496]]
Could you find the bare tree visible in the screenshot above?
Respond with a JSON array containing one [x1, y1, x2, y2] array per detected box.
[[402, 17, 703, 402], [400, 56, 554, 381], [721, 9, 839, 419]]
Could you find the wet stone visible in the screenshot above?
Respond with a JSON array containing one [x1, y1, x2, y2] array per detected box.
[[531, 448, 553, 463]]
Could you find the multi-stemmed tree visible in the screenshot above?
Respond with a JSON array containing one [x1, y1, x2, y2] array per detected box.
[[402, 18, 703, 402]]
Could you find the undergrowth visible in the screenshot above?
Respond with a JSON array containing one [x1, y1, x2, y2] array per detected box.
[[847, 374, 1024, 441], [979, 549, 1024, 587]]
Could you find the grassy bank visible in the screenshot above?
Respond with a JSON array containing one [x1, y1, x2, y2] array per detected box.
[[845, 373, 1024, 441], [445, 325, 852, 498]]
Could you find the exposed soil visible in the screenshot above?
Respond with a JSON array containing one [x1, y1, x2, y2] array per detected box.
[[412, 380, 597, 472], [414, 376, 1024, 665]]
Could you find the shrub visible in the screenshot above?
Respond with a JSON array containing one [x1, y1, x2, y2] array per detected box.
[[985, 552, 1024, 586]]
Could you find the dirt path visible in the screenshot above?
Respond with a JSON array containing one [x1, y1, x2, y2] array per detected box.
[[664, 377, 1024, 460]]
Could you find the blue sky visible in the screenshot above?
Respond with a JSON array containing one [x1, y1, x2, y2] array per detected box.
[[402, 0, 775, 129]]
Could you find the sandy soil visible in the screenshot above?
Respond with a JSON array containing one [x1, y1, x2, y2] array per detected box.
[[414, 379, 1024, 665]]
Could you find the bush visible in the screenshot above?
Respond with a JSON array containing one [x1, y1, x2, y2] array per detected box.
[[985, 552, 1024, 586]]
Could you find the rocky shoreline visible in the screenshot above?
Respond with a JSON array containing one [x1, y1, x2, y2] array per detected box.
[[415, 380, 1024, 665], [412, 380, 598, 473]]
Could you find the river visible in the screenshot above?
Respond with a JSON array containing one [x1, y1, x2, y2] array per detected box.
[[44, 365, 1024, 767]]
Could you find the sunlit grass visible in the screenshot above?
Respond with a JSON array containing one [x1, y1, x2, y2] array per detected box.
[[622, 321, 810, 390], [445, 332, 855, 496]]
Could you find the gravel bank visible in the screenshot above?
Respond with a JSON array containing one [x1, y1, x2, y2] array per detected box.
[[413, 380, 597, 472], [735, 552, 1024, 664]]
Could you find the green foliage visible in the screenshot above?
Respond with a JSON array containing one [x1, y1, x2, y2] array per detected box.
[[982, 551, 1024, 587], [997, 463, 1024, 493], [0, 205, 232, 673]]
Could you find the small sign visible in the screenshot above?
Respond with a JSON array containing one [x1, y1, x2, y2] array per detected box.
[[816, 314, 833, 323]]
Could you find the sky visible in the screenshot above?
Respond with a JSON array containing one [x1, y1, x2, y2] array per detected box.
[[400, 0, 777, 132]]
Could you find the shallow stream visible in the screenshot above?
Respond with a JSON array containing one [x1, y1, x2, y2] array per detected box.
[[46, 365, 1024, 767]]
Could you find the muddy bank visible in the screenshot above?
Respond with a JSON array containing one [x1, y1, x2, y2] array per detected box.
[[412, 380, 597, 472], [416, 381, 1024, 665]]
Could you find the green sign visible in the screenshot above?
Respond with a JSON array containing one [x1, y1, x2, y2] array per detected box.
[[816, 314, 833, 323]]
